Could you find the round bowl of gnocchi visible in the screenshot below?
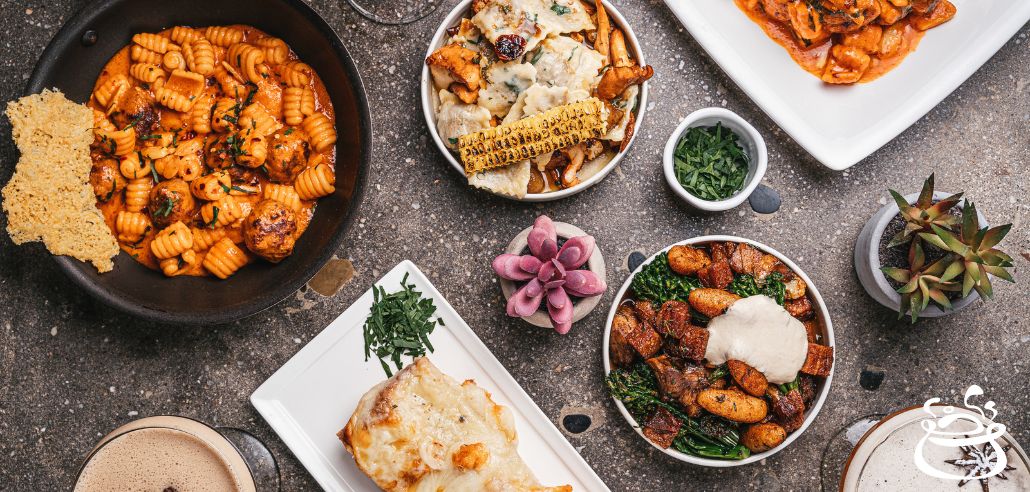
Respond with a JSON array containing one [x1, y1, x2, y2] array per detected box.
[[421, 0, 653, 202], [602, 236, 835, 466], [26, 0, 370, 324]]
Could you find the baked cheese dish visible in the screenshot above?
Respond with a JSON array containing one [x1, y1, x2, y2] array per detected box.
[[339, 357, 572, 492]]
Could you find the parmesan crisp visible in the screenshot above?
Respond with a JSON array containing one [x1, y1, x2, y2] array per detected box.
[[2, 89, 119, 272]]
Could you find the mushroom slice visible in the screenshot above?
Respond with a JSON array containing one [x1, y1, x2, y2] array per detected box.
[[597, 65, 654, 101], [425, 43, 481, 91]]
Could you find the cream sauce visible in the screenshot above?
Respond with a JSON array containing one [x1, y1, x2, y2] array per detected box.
[[704, 295, 808, 384]]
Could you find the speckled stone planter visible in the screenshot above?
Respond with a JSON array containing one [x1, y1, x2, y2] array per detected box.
[[499, 222, 606, 329], [854, 191, 985, 318]]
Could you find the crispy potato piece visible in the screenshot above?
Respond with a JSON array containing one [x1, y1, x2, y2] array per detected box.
[[632, 299, 658, 326], [642, 407, 682, 449], [425, 43, 481, 91], [727, 359, 768, 397], [609, 306, 639, 368], [688, 288, 741, 319], [742, 422, 787, 453], [910, 0, 956, 30], [471, 0, 488, 13], [627, 323, 661, 359], [697, 389, 768, 423], [656, 300, 690, 337], [877, 0, 910, 25], [609, 28, 631, 68], [729, 243, 764, 275], [800, 343, 834, 377], [668, 245, 712, 276], [802, 319, 820, 343], [665, 326, 709, 361], [597, 65, 654, 101], [799, 375, 817, 406], [698, 258, 733, 290], [785, 297, 814, 320], [753, 254, 782, 283], [595, 1, 611, 61], [449, 82, 479, 104], [770, 388, 805, 433], [784, 274, 807, 300]]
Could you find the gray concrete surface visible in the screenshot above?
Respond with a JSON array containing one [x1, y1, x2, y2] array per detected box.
[[0, 1, 1027, 490]]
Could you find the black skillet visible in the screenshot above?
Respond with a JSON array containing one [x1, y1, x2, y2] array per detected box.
[[24, 0, 370, 324]]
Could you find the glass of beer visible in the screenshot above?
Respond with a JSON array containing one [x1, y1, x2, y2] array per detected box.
[[73, 416, 279, 492]]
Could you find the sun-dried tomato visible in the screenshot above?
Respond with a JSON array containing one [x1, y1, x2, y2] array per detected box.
[[493, 34, 526, 61]]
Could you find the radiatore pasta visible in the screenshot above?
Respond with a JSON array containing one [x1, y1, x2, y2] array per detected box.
[[87, 24, 338, 279]]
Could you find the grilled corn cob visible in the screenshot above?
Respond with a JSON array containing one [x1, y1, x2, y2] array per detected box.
[[458, 98, 608, 175]]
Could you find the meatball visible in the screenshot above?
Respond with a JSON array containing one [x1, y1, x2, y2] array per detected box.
[[264, 127, 310, 183], [243, 200, 298, 263], [148, 179, 196, 228], [89, 158, 125, 202], [111, 87, 158, 134]]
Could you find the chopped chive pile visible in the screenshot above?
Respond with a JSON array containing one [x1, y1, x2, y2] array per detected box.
[[363, 273, 444, 377], [673, 123, 749, 201]]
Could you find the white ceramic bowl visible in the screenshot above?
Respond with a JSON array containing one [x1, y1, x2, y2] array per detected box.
[[663, 108, 767, 212], [421, 0, 650, 202], [602, 236, 834, 467]]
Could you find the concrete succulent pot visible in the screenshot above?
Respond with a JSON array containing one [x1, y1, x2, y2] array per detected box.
[[498, 220, 606, 331], [854, 191, 987, 318]]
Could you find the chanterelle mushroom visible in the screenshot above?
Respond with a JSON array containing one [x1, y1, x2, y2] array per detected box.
[[426, 43, 481, 93], [597, 65, 654, 101]]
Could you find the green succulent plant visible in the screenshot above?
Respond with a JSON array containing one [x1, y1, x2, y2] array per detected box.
[[918, 201, 1015, 299], [887, 173, 963, 248], [882, 241, 961, 323]]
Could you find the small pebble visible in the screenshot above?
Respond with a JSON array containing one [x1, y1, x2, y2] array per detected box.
[[562, 414, 592, 434], [748, 184, 781, 214], [860, 366, 885, 391], [627, 251, 646, 272]]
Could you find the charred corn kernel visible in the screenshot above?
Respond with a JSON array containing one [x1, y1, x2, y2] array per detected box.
[[458, 98, 608, 175]]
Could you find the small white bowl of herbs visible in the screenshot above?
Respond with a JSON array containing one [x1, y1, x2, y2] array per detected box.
[[664, 108, 767, 212]]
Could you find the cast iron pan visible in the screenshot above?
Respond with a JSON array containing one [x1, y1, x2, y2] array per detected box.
[[25, 0, 370, 324]]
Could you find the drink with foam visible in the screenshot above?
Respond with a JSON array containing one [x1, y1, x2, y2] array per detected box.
[[74, 416, 257, 492]]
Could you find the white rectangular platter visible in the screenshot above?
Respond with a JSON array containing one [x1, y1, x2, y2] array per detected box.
[[664, 0, 1030, 170], [251, 260, 608, 491]]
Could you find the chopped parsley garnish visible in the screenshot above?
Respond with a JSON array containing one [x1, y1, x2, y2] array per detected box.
[[230, 185, 256, 194], [448, 137, 458, 145], [363, 273, 443, 377], [207, 206, 220, 227], [672, 123, 750, 202], [530, 50, 544, 64], [550, 2, 571, 15], [284, 128, 295, 136], [154, 196, 175, 217], [504, 80, 523, 94]]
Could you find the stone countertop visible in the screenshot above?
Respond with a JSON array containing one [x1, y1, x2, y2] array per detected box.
[[0, 1, 1027, 490]]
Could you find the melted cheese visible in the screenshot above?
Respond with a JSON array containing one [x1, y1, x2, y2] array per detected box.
[[341, 358, 571, 492], [479, 62, 538, 117], [437, 90, 492, 150]]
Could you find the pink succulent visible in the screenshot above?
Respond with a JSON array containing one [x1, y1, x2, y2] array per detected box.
[[493, 216, 606, 334]]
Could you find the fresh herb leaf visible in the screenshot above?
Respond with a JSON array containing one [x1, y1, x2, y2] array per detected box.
[[362, 273, 443, 377], [530, 50, 544, 64], [284, 128, 295, 136], [448, 137, 458, 145], [207, 206, 220, 227], [154, 196, 175, 217], [728, 272, 786, 305], [630, 252, 701, 304], [550, 2, 571, 15], [504, 80, 523, 95], [673, 123, 749, 201], [230, 185, 256, 194]]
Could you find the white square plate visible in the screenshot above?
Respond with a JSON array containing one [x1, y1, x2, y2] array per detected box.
[[251, 260, 609, 491], [664, 0, 1030, 170]]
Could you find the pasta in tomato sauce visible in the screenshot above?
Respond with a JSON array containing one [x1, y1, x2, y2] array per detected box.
[[87, 24, 337, 279]]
